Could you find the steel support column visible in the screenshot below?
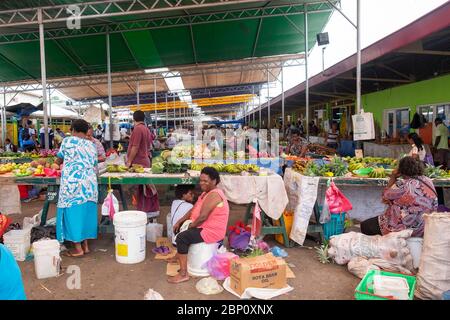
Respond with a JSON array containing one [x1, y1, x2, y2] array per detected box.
[[165, 94, 168, 130], [267, 69, 270, 129], [154, 78, 157, 127], [173, 95, 176, 128], [136, 80, 140, 107], [356, 0, 361, 114], [38, 9, 49, 149], [259, 94, 261, 129], [281, 65, 285, 137], [304, 6, 310, 140], [107, 31, 113, 149], [1, 88, 5, 146]]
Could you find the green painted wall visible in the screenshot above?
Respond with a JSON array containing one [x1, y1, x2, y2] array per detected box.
[[362, 74, 450, 126]]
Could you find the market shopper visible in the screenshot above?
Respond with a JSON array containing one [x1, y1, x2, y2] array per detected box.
[[286, 129, 308, 157], [360, 156, 438, 237], [87, 125, 106, 162], [126, 110, 159, 218], [4, 138, 18, 153], [433, 118, 448, 169], [325, 121, 340, 149], [55, 119, 98, 257], [407, 133, 426, 161], [168, 167, 229, 284], [0, 244, 26, 300]]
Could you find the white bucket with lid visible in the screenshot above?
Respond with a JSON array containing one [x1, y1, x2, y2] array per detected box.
[[187, 242, 219, 277], [373, 275, 410, 300], [406, 237, 423, 269], [3, 229, 31, 261], [113, 211, 147, 264], [32, 239, 61, 279]]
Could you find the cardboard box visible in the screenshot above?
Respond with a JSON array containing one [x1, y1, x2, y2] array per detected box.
[[230, 253, 287, 295]]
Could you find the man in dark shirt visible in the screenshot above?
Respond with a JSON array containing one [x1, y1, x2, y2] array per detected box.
[[126, 111, 159, 218]]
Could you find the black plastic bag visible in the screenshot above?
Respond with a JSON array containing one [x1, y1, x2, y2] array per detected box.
[[410, 112, 427, 129], [31, 225, 56, 243]]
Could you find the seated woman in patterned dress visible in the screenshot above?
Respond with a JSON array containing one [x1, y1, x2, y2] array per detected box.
[[361, 156, 438, 237], [55, 119, 98, 257]]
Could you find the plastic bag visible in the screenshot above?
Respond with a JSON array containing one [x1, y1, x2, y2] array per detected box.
[[325, 181, 352, 214], [146, 220, 163, 243], [23, 212, 41, 230], [205, 252, 239, 280], [227, 221, 251, 251], [271, 246, 288, 258], [101, 190, 119, 220], [319, 194, 331, 224], [144, 289, 164, 300], [195, 277, 224, 295], [0, 213, 12, 240]]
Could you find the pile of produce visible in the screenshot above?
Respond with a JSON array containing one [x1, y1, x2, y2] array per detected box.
[[106, 164, 145, 173], [0, 151, 22, 158], [424, 164, 450, 179], [368, 167, 387, 178], [190, 161, 259, 174], [292, 159, 311, 174], [307, 144, 337, 156], [304, 157, 348, 177], [344, 156, 397, 167], [12, 163, 33, 177], [151, 156, 188, 174], [0, 163, 16, 173], [30, 158, 60, 170]]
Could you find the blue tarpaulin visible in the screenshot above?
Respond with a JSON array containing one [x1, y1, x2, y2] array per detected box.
[[207, 119, 244, 125]]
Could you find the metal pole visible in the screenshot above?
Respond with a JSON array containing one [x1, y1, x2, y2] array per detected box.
[[136, 81, 140, 107], [1, 88, 5, 147], [281, 66, 285, 137], [38, 9, 49, 150], [356, 0, 362, 114], [49, 89, 52, 133], [304, 6, 310, 140], [106, 31, 113, 149], [259, 94, 261, 129], [267, 69, 270, 129], [173, 95, 176, 129], [165, 94, 168, 130], [154, 78, 157, 127]]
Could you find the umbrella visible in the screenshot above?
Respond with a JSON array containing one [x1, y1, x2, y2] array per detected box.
[[5, 102, 43, 118]]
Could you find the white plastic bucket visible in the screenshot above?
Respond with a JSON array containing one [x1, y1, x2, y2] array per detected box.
[[3, 229, 31, 261], [32, 240, 61, 279], [373, 275, 410, 300], [406, 237, 423, 269], [113, 211, 147, 264], [146, 222, 163, 243], [187, 242, 219, 277]]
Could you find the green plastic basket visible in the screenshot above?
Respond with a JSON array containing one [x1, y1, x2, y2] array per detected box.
[[355, 269, 416, 300]]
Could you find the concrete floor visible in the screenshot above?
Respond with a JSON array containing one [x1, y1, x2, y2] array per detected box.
[[8, 191, 360, 300]]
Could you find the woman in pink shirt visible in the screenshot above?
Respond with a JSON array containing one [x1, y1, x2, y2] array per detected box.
[[168, 167, 229, 284]]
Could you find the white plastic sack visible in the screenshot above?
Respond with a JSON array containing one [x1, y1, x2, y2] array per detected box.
[[101, 190, 119, 218], [196, 277, 224, 295], [146, 221, 163, 243], [223, 277, 294, 300], [347, 257, 413, 279], [415, 213, 450, 300], [0, 185, 21, 215], [23, 212, 41, 230], [166, 212, 173, 240], [328, 230, 414, 272], [144, 289, 164, 300]]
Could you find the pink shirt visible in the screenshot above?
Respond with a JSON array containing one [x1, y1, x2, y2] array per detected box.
[[127, 123, 152, 168], [190, 188, 229, 243]]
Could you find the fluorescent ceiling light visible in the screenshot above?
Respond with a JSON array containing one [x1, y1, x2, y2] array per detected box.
[[145, 67, 169, 74]]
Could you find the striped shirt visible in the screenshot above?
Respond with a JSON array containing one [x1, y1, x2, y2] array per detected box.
[[327, 130, 339, 144]]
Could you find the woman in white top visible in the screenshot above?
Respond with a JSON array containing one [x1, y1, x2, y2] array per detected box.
[[407, 133, 426, 161], [168, 185, 195, 245]]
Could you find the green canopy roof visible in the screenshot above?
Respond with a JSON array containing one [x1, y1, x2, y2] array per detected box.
[[0, 0, 335, 83]]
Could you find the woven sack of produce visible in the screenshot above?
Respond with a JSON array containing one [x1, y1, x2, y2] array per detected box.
[[415, 213, 450, 300]]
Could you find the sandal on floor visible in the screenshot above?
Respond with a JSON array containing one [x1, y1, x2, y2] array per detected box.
[[167, 274, 190, 284], [64, 250, 84, 257]]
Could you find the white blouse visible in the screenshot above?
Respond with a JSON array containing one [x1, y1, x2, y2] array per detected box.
[[408, 144, 426, 161]]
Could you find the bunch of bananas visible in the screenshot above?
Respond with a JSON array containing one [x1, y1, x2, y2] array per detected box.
[[106, 164, 129, 173], [293, 160, 310, 174], [348, 162, 366, 172], [190, 161, 259, 174], [368, 167, 387, 178]]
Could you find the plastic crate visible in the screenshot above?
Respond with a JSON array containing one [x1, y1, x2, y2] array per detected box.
[[322, 212, 346, 240], [355, 269, 416, 300]]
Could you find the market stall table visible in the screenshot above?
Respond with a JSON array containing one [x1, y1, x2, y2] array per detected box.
[[283, 168, 450, 244]]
